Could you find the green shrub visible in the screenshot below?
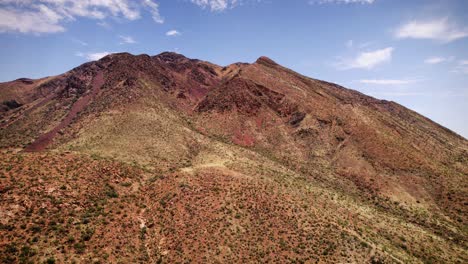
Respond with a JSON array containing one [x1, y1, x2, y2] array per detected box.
[[74, 242, 85, 254], [81, 227, 95, 241], [44, 257, 56, 264], [104, 184, 118, 198]]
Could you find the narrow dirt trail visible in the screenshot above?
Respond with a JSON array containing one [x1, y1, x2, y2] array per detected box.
[[180, 162, 226, 173], [24, 71, 105, 152]]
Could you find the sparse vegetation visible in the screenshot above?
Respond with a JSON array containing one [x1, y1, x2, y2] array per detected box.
[[0, 52, 466, 263], [104, 184, 118, 198]]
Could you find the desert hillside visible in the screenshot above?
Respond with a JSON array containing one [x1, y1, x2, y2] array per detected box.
[[0, 52, 467, 263]]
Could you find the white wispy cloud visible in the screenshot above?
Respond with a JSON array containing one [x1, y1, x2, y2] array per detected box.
[[76, 51, 112, 61], [0, 6, 65, 34], [424, 56, 450, 64], [359, 79, 420, 85], [166, 30, 181, 36], [97, 21, 111, 29], [368, 91, 426, 97], [310, 0, 375, 4], [452, 60, 468, 74], [345, 40, 375, 49], [395, 18, 468, 43], [336, 47, 394, 70], [190, 0, 238, 12], [142, 0, 164, 23], [367, 90, 467, 98], [72, 38, 88, 46], [0, 0, 163, 34], [119, 35, 136, 44]]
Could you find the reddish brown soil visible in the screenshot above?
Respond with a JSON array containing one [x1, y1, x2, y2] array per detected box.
[[24, 71, 104, 152]]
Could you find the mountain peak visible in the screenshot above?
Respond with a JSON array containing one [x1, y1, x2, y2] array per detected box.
[[255, 56, 278, 67], [155, 51, 189, 63]]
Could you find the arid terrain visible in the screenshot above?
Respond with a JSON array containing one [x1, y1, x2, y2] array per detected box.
[[0, 52, 467, 263]]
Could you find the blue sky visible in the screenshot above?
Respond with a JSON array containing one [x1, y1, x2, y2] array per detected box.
[[0, 0, 467, 137]]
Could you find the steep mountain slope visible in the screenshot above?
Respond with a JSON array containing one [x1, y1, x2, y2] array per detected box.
[[0, 52, 466, 263]]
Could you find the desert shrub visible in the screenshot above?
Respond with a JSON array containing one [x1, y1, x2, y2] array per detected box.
[[67, 235, 75, 243], [44, 257, 56, 264], [74, 242, 86, 254], [19, 245, 36, 259], [0, 223, 15, 231], [30, 225, 42, 233], [159, 193, 175, 208], [2, 100, 22, 109], [5, 243, 18, 254], [81, 227, 95, 241], [104, 184, 118, 198]]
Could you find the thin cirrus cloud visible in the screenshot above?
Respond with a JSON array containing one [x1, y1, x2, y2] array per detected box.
[[71, 38, 88, 46], [142, 0, 164, 23], [119, 35, 137, 44], [76, 51, 112, 61], [395, 18, 468, 43], [166, 30, 181, 36], [190, 0, 238, 11], [0, 0, 164, 34], [424, 57, 446, 64], [424, 56, 455, 65], [336, 47, 394, 70], [310, 0, 375, 4], [452, 60, 468, 74], [359, 79, 420, 85]]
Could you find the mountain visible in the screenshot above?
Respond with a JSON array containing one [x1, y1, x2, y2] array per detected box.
[[0, 52, 466, 263]]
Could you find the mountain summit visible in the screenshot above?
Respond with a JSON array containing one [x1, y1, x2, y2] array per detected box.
[[0, 52, 467, 263]]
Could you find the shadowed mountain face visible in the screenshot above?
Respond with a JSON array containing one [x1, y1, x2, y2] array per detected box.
[[0, 52, 467, 263]]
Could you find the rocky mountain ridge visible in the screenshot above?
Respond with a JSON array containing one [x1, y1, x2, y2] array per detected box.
[[0, 52, 466, 263]]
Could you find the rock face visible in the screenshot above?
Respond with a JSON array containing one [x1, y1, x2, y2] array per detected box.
[[0, 52, 467, 263]]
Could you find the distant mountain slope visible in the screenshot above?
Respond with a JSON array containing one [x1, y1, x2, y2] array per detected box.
[[0, 52, 466, 263]]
